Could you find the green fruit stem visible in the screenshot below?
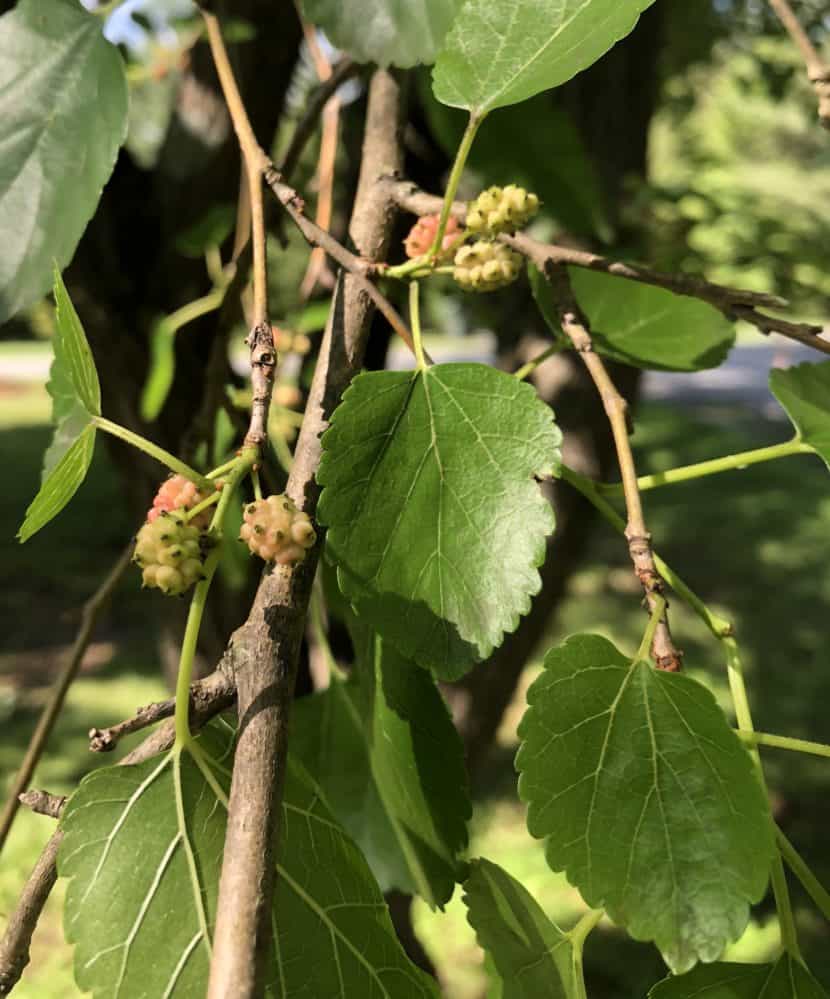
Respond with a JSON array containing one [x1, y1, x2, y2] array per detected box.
[[93, 416, 213, 489], [173, 449, 257, 748]]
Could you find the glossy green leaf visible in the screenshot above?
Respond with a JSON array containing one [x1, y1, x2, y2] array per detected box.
[[463, 859, 579, 998], [292, 622, 470, 907], [419, 81, 608, 238], [530, 266, 735, 371], [59, 726, 439, 998], [432, 0, 657, 114], [19, 271, 101, 541], [0, 0, 128, 323], [300, 0, 464, 68], [770, 361, 830, 468], [18, 425, 96, 543], [317, 363, 561, 679], [50, 267, 101, 418], [649, 955, 829, 998], [516, 634, 775, 974]]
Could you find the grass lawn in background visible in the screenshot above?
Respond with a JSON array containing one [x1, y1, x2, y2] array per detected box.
[[1, 377, 829, 997]]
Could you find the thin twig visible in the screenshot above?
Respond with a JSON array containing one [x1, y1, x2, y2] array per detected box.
[[17, 791, 65, 821], [88, 670, 236, 753], [0, 544, 134, 856], [768, 0, 830, 129], [279, 56, 358, 181], [546, 265, 682, 671], [202, 9, 275, 449], [381, 178, 830, 356]]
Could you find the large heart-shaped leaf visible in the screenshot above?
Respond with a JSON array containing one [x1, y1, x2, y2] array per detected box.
[[300, 0, 464, 68], [59, 725, 438, 998], [317, 363, 561, 679], [649, 956, 829, 998], [432, 0, 657, 114], [530, 267, 735, 372], [516, 634, 775, 974], [770, 361, 830, 468], [18, 270, 101, 542], [0, 0, 128, 323], [463, 859, 579, 998], [292, 621, 470, 907]]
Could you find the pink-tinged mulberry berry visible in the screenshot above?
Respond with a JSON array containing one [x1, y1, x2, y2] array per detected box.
[[134, 511, 209, 596], [466, 185, 539, 236], [403, 213, 462, 260], [453, 241, 523, 292], [240, 495, 316, 566], [147, 474, 212, 529]]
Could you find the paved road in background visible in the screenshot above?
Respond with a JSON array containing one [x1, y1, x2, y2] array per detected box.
[[1, 338, 820, 417]]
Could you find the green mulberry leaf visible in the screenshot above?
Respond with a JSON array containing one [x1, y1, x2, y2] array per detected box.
[[0, 0, 128, 322], [317, 363, 561, 679], [770, 361, 830, 469], [58, 725, 438, 998], [516, 634, 775, 973], [432, 0, 656, 114], [530, 266, 735, 372], [292, 622, 470, 907], [463, 859, 580, 998], [649, 955, 829, 998], [300, 0, 464, 68], [18, 271, 101, 541]]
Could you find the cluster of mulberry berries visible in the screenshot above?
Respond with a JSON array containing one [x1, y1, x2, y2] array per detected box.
[[147, 474, 212, 529], [240, 495, 316, 565], [403, 213, 462, 261], [134, 511, 210, 596], [465, 184, 539, 237], [453, 241, 524, 293]]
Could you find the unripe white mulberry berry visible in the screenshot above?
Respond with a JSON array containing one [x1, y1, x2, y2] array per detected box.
[[240, 495, 316, 565], [465, 185, 539, 236], [134, 511, 209, 596], [453, 241, 523, 292], [147, 474, 212, 529], [403, 213, 462, 261]]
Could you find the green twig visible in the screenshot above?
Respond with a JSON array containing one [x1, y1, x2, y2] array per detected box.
[[776, 825, 830, 923], [94, 416, 213, 489], [184, 490, 221, 523], [637, 594, 666, 661], [600, 438, 812, 494], [514, 342, 566, 381], [739, 730, 830, 760], [409, 281, 427, 370], [568, 909, 604, 999]]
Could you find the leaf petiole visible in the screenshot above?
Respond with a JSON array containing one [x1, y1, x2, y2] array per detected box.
[[93, 416, 213, 489], [637, 594, 667, 662], [428, 111, 485, 260], [409, 281, 427, 370], [568, 909, 603, 999], [776, 825, 830, 925], [738, 730, 830, 759], [600, 437, 812, 495]]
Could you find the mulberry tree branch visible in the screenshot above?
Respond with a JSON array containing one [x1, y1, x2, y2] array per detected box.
[[381, 178, 830, 356], [545, 264, 682, 671], [205, 67, 405, 999], [768, 0, 830, 129]]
